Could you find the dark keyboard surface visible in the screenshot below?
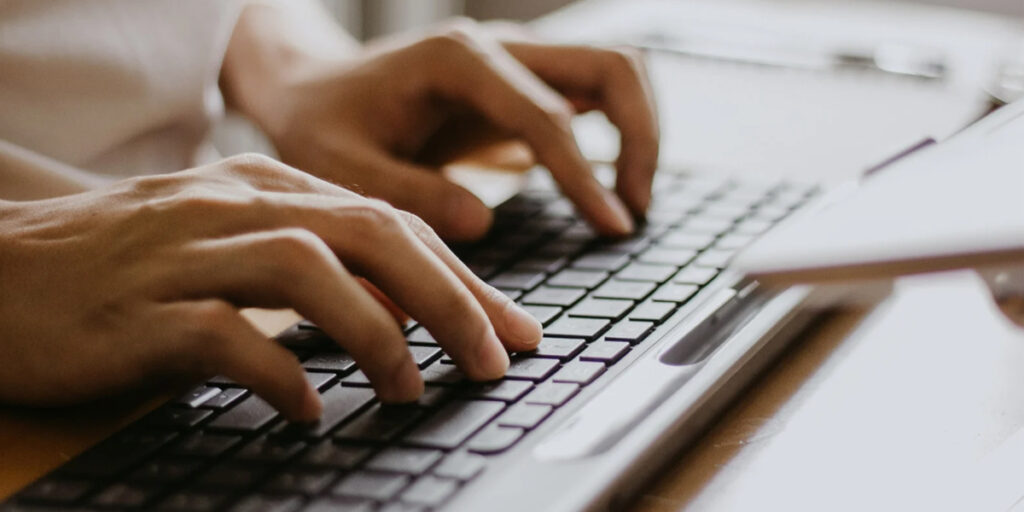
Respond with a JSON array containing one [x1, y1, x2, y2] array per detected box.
[[2, 171, 816, 512]]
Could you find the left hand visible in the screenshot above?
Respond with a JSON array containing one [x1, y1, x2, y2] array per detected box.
[[225, 13, 659, 241]]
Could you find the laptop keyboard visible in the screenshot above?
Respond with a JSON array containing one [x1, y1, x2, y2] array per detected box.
[[2, 171, 816, 512]]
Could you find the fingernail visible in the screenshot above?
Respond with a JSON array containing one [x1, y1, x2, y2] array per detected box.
[[299, 384, 323, 422], [603, 190, 635, 235], [504, 300, 542, 346], [475, 331, 510, 379]]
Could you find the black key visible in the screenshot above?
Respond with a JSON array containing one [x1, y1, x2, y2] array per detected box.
[[497, 403, 552, 429], [302, 353, 356, 373], [503, 356, 560, 381], [630, 300, 676, 323], [523, 382, 579, 407], [408, 345, 442, 369], [365, 447, 443, 474], [488, 270, 545, 290], [545, 316, 609, 339], [571, 251, 630, 271], [552, 361, 606, 385], [592, 280, 656, 300], [528, 337, 586, 360], [521, 286, 586, 307], [333, 471, 410, 501], [637, 247, 697, 266], [207, 395, 278, 432], [652, 283, 699, 304], [17, 478, 91, 505], [579, 341, 630, 364], [603, 320, 655, 344], [404, 400, 505, 450], [334, 404, 424, 443], [465, 379, 532, 402], [175, 386, 221, 408], [695, 249, 734, 268], [400, 475, 459, 507], [567, 298, 633, 320], [300, 441, 372, 469], [657, 232, 717, 250], [91, 483, 154, 508], [417, 386, 454, 408], [61, 429, 176, 478], [170, 432, 241, 458], [545, 269, 608, 289], [421, 361, 465, 385], [466, 425, 524, 454], [512, 255, 568, 274], [616, 262, 677, 282], [305, 371, 336, 391], [229, 494, 303, 512], [157, 490, 224, 512], [340, 370, 370, 387], [520, 305, 562, 326], [194, 462, 270, 489], [432, 452, 486, 481], [202, 388, 247, 409], [128, 457, 203, 484], [673, 266, 719, 285], [303, 497, 375, 512], [406, 326, 438, 346], [234, 436, 305, 463], [297, 385, 375, 438], [144, 407, 211, 430], [266, 468, 339, 495]]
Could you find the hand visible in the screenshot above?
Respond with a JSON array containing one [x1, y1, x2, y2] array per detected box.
[[0, 154, 542, 421], [224, 14, 659, 240]]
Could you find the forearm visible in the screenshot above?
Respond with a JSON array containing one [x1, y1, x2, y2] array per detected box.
[[221, 0, 360, 137]]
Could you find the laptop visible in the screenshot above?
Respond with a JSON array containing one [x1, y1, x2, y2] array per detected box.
[[5, 103, 1019, 512]]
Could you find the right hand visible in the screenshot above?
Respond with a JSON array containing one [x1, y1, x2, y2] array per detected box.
[[0, 154, 542, 422]]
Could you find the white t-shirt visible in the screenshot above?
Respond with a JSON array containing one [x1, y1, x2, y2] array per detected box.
[[0, 0, 242, 181]]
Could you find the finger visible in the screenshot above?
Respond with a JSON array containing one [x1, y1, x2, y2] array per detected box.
[[397, 209, 543, 352], [411, 25, 635, 236], [161, 300, 321, 422], [357, 277, 410, 326], [504, 43, 660, 213], [166, 229, 424, 403]]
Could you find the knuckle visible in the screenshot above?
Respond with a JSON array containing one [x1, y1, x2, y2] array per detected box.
[[264, 229, 334, 273], [345, 199, 405, 241], [224, 152, 289, 179], [397, 210, 437, 239]]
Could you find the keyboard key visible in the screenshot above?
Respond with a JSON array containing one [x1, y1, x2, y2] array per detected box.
[[127, 457, 203, 484], [61, 429, 177, 478], [616, 262, 677, 282], [523, 382, 579, 407], [334, 404, 424, 443], [466, 425, 524, 454], [672, 266, 719, 286], [170, 432, 241, 458], [432, 452, 486, 481], [157, 490, 224, 511], [144, 407, 211, 430], [695, 249, 734, 268], [528, 337, 586, 360], [497, 403, 552, 429], [208, 395, 278, 432], [365, 447, 443, 474], [340, 370, 370, 387], [546, 269, 608, 289], [333, 471, 410, 501], [552, 361, 606, 385], [597, 236, 652, 254], [567, 298, 633, 320], [406, 326, 438, 345], [303, 497, 374, 512], [234, 437, 305, 463], [513, 255, 568, 273], [404, 400, 505, 450], [266, 468, 338, 495], [580, 341, 630, 364], [521, 286, 586, 307], [637, 247, 697, 266], [304, 371, 336, 391], [503, 356, 560, 381], [300, 441, 372, 469], [202, 388, 247, 409], [400, 476, 459, 507], [683, 216, 734, 235], [408, 345, 443, 369], [603, 320, 656, 344], [295, 385, 375, 438], [571, 251, 631, 271], [488, 270, 545, 290], [545, 316, 609, 339], [630, 300, 676, 323], [17, 478, 91, 505], [302, 353, 356, 373], [592, 280, 656, 300], [657, 232, 717, 250], [465, 380, 533, 402], [195, 463, 270, 489], [175, 386, 221, 408], [652, 283, 699, 303], [715, 233, 756, 250], [421, 361, 465, 385], [228, 494, 303, 512], [520, 305, 562, 326], [91, 483, 154, 508]]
